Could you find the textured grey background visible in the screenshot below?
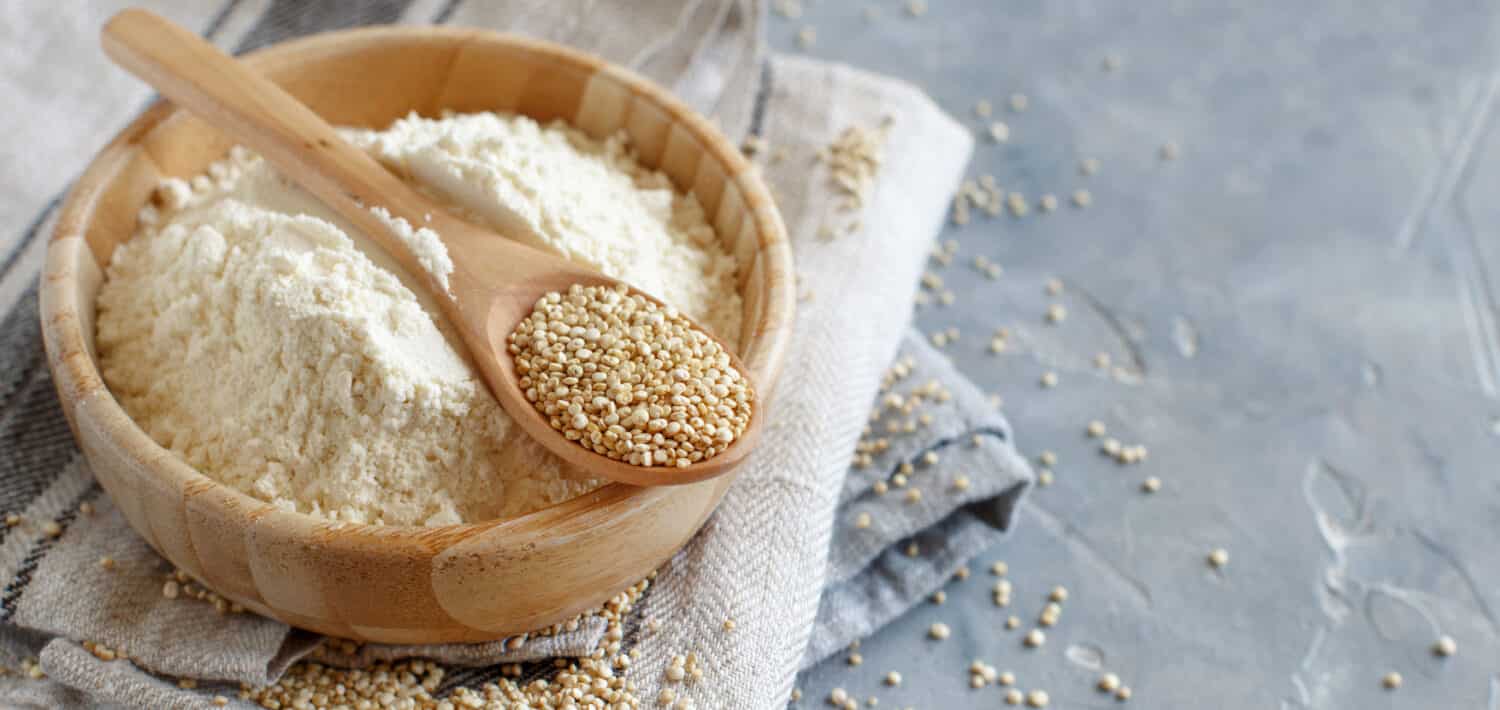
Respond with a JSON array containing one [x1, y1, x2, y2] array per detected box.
[[776, 1, 1500, 708]]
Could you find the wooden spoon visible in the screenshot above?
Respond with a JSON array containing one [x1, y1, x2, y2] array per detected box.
[[101, 8, 761, 487]]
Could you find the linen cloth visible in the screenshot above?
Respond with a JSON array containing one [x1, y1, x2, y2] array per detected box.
[[0, 1, 1031, 707]]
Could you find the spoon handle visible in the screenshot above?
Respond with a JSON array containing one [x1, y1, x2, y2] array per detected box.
[[102, 8, 442, 295]]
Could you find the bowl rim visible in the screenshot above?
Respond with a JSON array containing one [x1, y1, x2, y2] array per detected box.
[[40, 25, 794, 551]]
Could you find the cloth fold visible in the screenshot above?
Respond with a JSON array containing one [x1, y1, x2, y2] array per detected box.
[[0, 2, 1031, 708]]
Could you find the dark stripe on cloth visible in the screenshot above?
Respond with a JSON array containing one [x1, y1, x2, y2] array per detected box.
[[0, 481, 103, 622], [433, 0, 465, 23], [236, 0, 416, 53]]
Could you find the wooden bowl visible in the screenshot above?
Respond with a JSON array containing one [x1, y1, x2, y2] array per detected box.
[[39, 27, 793, 643]]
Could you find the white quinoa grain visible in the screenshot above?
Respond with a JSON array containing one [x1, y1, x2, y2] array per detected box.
[[1382, 672, 1402, 690], [906, 0, 927, 16], [906, 542, 920, 557], [1049, 585, 1068, 602], [1037, 470, 1054, 486], [1004, 688, 1024, 705], [1080, 158, 1101, 176], [1040, 372, 1058, 388], [989, 122, 1010, 143], [1038, 194, 1058, 212], [79, 502, 94, 516], [855, 512, 872, 529], [1142, 476, 1162, 493], [1115, 686, 1133, 701], [928, 622, 951, 640], [1094, 352, 1112, 368], [1009, 94, 1029, 112], [162, 580, 180, 600], [1072, 189, 1092, 208], [1006, 615, 1021, 629], [1024, 629, 1046, 648], [1086, 420, 1107, 437], [98, 556, 114, 570], [955, 565, 971, 580], [1434, 635, 1457, 657], [1208, 548, 1230, 568], [975, 100, 993, 118], [847, 653, 863, 666], [1160, 141, 1180, 160], [953, 475, 971, 491], [992, 561, 1008, 576], [1098, 673, 1121, 692], [796, 26, 817, 49], [41, 521, 61, 538], [884, 671, 902, 686], [1026, 689, 1049, 707], [931, 590, 946, 605]]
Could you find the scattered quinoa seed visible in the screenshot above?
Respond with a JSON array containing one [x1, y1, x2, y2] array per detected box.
[[722, 618, 736, 632], [931, 590, 946, 604], [989, 122, 1011, 143], [796, 26, 816, 49], [1434, 635, 1457, 657], [953, 475, 970, 491], [1208, 548, 1230, 568], [1087, 420, 1107, 437], [1009, 94, 1029, 112], [1026, 689, 1050, 707], [955, 565, 971, 580], [98, 556, 114, 570], [1098, 672, 1121, 692], [906, 542, 920, 557], [975, 99, 993, 118], [1038, 194, 1057, 212], [847, 652, 863, 666], [41, 521, 61, 538], [906, 0, 927, 17], [1045, 304, 1067, 323], [79, 502, 94, 516], [1382, 672, 1402, 690], [1038, 451, 1057, 467], [1049, 585, 1068, 602], [509, 284, 754, 469], [1045, 278, 1063, 295], [1024, 629, 1046, 648], [884, 671, 902, 686], [1040, 372, 1059, 388], [855, 512, 872, 529], [3, 514, 18, 527], [904, 488, 922, 504], [1080, 158, 1101, 176], [1115, 686, 1133, 701], [991, 561, 1008, 576], [1072, 189, 1093, 207], [928, 622, 951, 640], [1037, 469, 1054, 486], [1004, 688, 1024, 705], [1006, 615, 1021, 629], [1160, 141, 1180, 160], [1094, 352, 1112, 368], [1142, 476, 1162, 493]]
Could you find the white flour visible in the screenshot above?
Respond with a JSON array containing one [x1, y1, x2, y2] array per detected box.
[[96, 114, 743, 526]]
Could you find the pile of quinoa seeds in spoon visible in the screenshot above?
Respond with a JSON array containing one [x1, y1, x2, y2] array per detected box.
[[509, 283, 755, 468]]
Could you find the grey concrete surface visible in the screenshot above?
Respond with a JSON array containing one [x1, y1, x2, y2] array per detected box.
[[774, 1, 1500, 707]]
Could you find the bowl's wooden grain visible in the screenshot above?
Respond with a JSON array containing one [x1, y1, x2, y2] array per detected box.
[[39, 26, 793, 643]]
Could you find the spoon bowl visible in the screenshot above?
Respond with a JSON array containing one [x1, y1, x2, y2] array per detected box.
[[102, 8, 762, 486]]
